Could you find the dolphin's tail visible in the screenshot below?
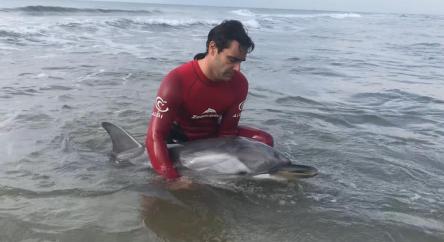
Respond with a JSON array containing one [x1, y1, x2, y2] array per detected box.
[[101, 122, 145, 161]]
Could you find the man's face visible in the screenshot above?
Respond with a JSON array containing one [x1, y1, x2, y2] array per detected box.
[[209, 40, 247, 81]]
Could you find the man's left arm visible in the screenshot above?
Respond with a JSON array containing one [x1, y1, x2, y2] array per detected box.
[[218, 74, 248, 137], [218, 99, 245, 136], [218, 75, 274, 146]]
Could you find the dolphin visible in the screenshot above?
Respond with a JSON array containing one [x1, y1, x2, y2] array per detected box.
[[101, 122, 317, 180]]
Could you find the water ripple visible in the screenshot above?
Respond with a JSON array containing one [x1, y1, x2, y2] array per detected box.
[[0, 185, 125, 198]]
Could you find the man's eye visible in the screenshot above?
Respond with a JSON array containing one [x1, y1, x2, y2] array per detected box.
[[229, 58, 237, 63]]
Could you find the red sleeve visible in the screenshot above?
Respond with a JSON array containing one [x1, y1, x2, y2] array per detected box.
[[218, 74, 248, 136], [145, 71, 182, 179]]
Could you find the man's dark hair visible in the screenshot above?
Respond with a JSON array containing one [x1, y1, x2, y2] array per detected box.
[[194, 20, 254, 60]]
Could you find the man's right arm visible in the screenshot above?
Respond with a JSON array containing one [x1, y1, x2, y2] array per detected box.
[[145, 72, 182, 180]]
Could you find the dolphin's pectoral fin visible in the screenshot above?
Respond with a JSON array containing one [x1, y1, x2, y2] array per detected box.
[[273, 164, 318, 179], [101, 122, 145, 161]]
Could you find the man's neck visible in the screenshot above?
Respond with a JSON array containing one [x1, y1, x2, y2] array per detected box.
[[197, 57, 216, 81]]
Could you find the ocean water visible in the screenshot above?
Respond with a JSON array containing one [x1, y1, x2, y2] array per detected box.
[[1, 1, 444, 241]]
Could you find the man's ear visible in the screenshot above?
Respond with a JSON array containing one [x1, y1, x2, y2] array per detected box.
[[208, 41, 217, 56]]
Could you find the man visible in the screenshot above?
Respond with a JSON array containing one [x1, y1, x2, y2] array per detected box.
[[146, 20, 274, 182]]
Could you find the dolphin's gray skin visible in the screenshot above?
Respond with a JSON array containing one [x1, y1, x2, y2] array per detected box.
[[102, 122, 317, 180]]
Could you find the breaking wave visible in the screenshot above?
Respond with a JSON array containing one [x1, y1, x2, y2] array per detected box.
[[230, 9, 255, 17], [1, 5, 159, 15], [104, 17, 219, 29], [230, 8, 362, 19]]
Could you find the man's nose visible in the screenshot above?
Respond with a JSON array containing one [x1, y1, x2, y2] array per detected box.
[[233, 62, 241, 71]]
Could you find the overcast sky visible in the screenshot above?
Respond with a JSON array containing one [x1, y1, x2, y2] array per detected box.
[[93, 0, 444, 15]]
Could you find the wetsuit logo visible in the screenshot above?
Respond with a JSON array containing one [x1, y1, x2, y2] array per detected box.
[[152, 96, 169, 119], [192, 108, 220, 119], [239, 101, 245, 111], [232, 100, 245, 118], [156, 97, 169, 112]]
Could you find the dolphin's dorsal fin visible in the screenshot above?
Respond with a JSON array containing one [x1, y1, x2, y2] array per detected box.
[[101, 122, 145, 160]]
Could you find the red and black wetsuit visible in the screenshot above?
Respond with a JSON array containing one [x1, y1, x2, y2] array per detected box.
[[146, 60, 273, 179]]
